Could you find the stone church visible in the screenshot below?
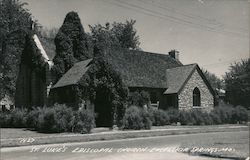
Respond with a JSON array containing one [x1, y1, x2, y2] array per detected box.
[[15, 33, 215, 114]]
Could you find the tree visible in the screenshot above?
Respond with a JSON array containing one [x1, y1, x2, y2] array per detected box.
[[224, 59, 250, 109], [202, 69, 223, 91], [202, 68, 224, 105], [77, 48, 128, 127], [52, 11, 92, 82], [0, 0, 35, 99], [89, 19, 140, 54]]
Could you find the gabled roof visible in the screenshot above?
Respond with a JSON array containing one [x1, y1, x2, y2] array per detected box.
[[164, 64, 197, 94], [164, 64, 215, 96], [39, 36, 56, 60], [52, 59, 92, 88], [32, 34, 54, 68], [52, 49, 183, 89], [104, 49, 182, 88]]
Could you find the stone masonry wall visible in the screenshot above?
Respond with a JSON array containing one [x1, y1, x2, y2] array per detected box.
[[178, 69, 214, 112]]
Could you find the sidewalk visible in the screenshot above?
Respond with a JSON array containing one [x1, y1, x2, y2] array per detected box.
[[1, 124, 248, 148]]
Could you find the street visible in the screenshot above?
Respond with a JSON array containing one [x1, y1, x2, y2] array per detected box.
[[1, 131, 248, 160]]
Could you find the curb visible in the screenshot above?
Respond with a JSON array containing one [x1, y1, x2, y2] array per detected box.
[[1, 126, 248, 148]]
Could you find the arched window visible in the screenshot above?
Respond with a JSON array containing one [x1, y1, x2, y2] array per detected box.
[[193, 87, 201, 106]]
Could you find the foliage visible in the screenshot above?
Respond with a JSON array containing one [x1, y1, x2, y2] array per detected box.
[[122, 106, 152, 130], [0, 108, 27, 128], [70, 109, 95, 134], [0, 0, 36, 99], [36, 104, 73, 133], [179, 111, 195, 125], [128, 91, 150, 107], [53, 11, 92, 82], [202, 68, 224, 105], [224, 59, 250, 108], [149, 108, 170, 126], [26, 107, 43, 128], [77, 56, 128, 127], [89, 20, 140, 54], [166, 108, 180, 124], [231, 106, 248, 123]]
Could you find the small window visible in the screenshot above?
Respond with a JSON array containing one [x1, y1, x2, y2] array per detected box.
[[193, 87, 201, 106]]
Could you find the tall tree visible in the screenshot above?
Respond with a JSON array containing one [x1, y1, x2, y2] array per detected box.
[[224, 59, 250, 108], [202, 69, 224, 91], [53, 11, 92, 82], [0, 0, 35, 99], [89, 19, 140, 54]]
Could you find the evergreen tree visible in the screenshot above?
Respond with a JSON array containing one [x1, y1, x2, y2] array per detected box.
[[53, 11, 92, 82]]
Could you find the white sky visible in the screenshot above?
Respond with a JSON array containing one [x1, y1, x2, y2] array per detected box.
[[24, 0, 250, 78]]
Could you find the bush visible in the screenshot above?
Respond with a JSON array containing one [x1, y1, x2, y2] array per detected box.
[[0, 108, 27, 128], [70, 109, 95, 134], [26, 107, 43, 128], [179, 111, 195, 125], [0, 112, 12, 127], [231, 106, 248, 123], [128, 91, 150, 107], [123, 106, 152, 130], [36, 104, 74, 133], [10, 108, 28, 128], [150, 109, 170, 126], [166, 108, 180, 124], [209, 111, 222, 124]]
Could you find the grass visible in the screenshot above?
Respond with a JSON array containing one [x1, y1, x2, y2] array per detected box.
[[1, 124, 248, 148]]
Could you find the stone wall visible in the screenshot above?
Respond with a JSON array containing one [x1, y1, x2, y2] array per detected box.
[[178, 69, 214, 112]]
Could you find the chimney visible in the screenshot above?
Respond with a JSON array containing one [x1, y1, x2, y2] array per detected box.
[[168, 50, 179, 60]]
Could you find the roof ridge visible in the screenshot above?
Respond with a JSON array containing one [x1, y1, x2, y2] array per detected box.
[[128, 49, 170, 56], [166, 63, 197, 70]]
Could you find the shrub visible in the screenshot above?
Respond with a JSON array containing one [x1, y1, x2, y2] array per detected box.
[[128, 91, 150, 107], [150, 109, 170, 126], [191, 110, 209, 125], [70, 109, 95, 134], [0, 112, 12, 127], [209, 111, 222, 124], [9, 108, 28, 128], [123, 106, 152, 130], [36, 107, 57, 133], [179, 111, 195, 125], [202, 112, 213, 125], [26, 107, 44, 128], [36, 104, 74, 133], [231, 106, 248, 123], [166, 108, 180, 124]]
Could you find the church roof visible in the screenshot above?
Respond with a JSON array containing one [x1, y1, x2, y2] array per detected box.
[[52, 59, 92, 88], [104, 49, 182, 88], [164, 64, 215, 96], [52, 49, 215, 96], [164, 64, 197, 94], [52, 49, 183, 89]]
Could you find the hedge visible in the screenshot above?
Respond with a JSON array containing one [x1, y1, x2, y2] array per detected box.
[[0, 104, 95, 134]]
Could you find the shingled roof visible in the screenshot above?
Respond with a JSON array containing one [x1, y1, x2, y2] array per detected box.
[[164, 64, 197, 94], [53, 59, 92, 88], [104, 49, 182, 88], [52, 49, 183, 89], [164, 64, 215, 96]]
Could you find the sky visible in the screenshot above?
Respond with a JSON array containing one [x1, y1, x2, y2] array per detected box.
[[23, 0, 249, 78]]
